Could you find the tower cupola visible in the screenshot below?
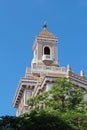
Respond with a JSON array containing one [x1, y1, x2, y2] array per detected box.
[[31, 23, 59, 74]]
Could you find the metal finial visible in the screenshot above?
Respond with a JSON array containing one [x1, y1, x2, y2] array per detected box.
[[43, 21, 47, 30]]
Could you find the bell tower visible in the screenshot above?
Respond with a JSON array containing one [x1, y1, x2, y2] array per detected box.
[[31, 22, 59, 74]]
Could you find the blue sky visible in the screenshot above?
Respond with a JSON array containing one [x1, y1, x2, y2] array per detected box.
[[0, 0, 87, 116]]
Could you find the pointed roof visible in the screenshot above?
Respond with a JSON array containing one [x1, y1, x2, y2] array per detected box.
[[37, 22, 57, 39]]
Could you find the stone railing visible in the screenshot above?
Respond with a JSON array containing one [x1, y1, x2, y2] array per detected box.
[[42, 54, 53, 61], [31, 64, 67, 74], [68, 71, 87, 83]]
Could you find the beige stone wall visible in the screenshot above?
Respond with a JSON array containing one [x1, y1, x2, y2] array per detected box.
[[17, 95, 24, 116], [38, 43, 42, 59]]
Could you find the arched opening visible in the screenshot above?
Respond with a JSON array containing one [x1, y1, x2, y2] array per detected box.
[[42, 46, 53, 64], [44, 46, 50, 55]]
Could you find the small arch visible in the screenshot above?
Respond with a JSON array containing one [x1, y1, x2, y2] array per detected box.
[[44, 46, 50, 55]]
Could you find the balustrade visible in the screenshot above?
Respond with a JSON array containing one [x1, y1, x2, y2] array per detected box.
[[31, 64, 67, 73]]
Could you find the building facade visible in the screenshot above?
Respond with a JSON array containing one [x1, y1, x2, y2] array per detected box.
[[13, 24, 87, 116]]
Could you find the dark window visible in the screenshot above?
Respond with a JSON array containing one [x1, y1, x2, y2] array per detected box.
[[44, 47, 50, 55]]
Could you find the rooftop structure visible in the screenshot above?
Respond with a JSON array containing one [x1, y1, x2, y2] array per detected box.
[[13, 23, 87, 116]]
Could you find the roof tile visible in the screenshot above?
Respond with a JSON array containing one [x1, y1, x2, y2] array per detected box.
[[37, 29, 57, 39]]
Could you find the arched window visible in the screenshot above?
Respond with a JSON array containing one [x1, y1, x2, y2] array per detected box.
[[44, 46, 50, 55], [25, 90, 32, 105]]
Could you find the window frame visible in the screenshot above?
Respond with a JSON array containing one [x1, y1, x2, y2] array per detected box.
[[24, 90, 32, 106], [43, 45, 51, 55]]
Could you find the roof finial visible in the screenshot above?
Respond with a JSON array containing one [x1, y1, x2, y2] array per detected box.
[[43, 21, 47, 30], [67, 64, 71, 72], [80, 70, 84, 77]]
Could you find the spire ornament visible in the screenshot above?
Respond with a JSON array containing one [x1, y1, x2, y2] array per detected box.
[[43, 21, 47, 30], [80, 70, 84, 77], [67, 64, 71, 72]]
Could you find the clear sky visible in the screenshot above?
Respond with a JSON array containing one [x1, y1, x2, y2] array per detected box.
[[0, 0, 87, 116]]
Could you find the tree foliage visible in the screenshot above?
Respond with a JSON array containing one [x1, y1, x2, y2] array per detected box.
[[0, 110, 74, 130], [0, 78, 87, 130], [27, 78, 86, 112]]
